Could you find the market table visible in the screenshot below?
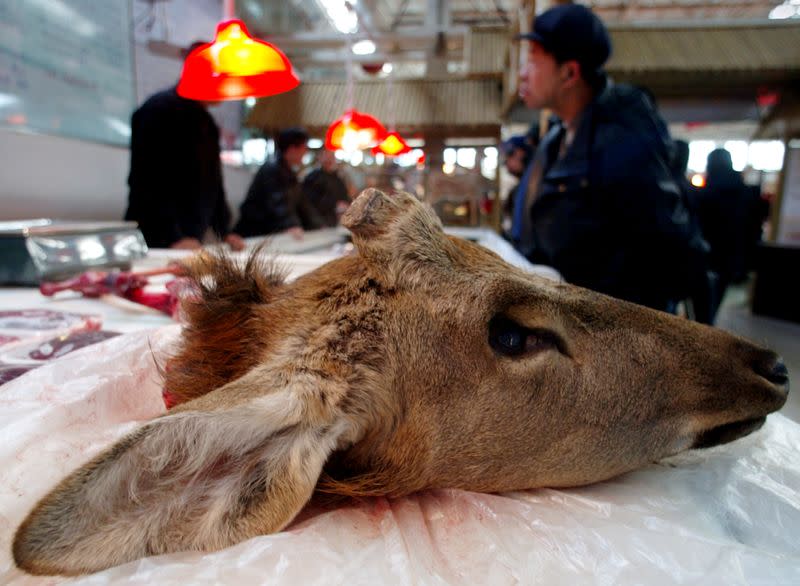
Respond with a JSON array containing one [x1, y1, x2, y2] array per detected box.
[[1, 229, 797, 585]]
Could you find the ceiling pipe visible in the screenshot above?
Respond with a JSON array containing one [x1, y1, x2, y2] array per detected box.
[[289, 50, 440, 65], [262, 27, 469, 48]]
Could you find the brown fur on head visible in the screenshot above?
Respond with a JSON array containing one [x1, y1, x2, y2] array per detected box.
[[13, 189, 788, 575], [163, 247, 287, 406]]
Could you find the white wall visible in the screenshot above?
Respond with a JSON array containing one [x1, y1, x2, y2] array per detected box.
[[0, 0, 254, 225], [0, 128, 252, 223]]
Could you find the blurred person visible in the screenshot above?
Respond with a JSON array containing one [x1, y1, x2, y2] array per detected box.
[[514, 4, 707, 311], [669, 140, 692, 193], [670, 140, 716, 324], [234, 127, 322, 238], [501, 134, 534, 235], [694, 148, 767, 319], [302, 149, 351, 227], [125, 43, 245, 251], [526, 121, 542, 149]]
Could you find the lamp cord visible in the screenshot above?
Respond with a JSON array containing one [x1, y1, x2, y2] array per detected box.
[[387, 68, 396, 131], [345, 36, 354, 112], [223, 0, 235, 20]]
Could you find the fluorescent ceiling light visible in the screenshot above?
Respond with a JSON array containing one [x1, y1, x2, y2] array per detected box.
[[769, 1, 800, 19], [319, 0, 358, 34], [352, 40, 376, 55]]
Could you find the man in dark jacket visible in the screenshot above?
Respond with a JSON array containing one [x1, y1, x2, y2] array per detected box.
[[234, 127, 323, 237], [515, 4, 707, 311], [125, 85, 244, 251], [694, 148, 766, 320], [670, 139, 716, 324], [302, 149, 351, 227], [501, 134, 534, 236]]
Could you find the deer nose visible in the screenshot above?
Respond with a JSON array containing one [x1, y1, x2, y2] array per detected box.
[[757, 357, 790, 389]]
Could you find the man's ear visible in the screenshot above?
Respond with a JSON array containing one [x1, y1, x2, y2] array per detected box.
[[561, 61, 580, 84], [13, 365, 358, 576]]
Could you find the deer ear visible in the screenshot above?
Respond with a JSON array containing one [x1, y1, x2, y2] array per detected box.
[[13, 365, 356, 576], [342, 189, 456, 286]]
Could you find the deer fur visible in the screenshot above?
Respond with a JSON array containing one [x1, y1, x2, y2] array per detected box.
[[13, 189, 789, 575]]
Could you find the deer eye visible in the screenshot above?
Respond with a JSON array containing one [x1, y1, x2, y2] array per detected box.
[[488, 316, 564, 357]]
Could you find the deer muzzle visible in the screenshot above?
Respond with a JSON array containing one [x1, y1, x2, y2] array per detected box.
[[691, 348, 789, 449]]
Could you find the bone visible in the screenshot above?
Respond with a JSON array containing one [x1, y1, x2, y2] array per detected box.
[[342, 189, 453, 286], [342, 189, 412, 236]]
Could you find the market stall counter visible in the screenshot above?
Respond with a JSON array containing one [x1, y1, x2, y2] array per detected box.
[[1, 228, 798, 585], [0, 227, 557, 383]]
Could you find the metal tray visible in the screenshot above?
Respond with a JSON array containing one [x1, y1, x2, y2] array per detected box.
[[0, 220, 148, 286]]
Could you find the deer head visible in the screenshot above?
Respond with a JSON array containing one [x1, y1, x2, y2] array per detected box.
[[14, 189, 789, 575]]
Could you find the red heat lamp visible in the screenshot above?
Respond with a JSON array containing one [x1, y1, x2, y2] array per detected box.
[[372, 131, 412, 156], [177, 19, 299, 101], [325, 109, 387, 152], [361, 63, 385, 75]]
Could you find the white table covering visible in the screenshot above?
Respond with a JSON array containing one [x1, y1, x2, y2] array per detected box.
[[0, 326, 798, 585]]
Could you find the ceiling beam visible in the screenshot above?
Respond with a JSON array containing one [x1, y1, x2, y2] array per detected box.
[[263, 26, 469, 48], [290, 50, 439, 65]]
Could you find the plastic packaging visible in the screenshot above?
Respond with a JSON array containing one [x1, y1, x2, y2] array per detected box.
[[0, 309, 101, 341], [0, 326, 798, 585], [0, 330, 120, 385], [0, 309, 107, 385]]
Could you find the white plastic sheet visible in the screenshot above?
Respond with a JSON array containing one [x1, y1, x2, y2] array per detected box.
[[1, 326, 798, 585]]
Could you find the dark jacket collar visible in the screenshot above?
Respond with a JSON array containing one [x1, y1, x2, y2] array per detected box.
[[543, 81, 672, 177]]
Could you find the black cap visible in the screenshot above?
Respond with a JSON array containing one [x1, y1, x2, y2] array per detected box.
[[517, 4, 611, 75]]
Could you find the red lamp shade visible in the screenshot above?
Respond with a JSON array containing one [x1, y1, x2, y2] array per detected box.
[[177, 19, 299, 101], [325, 109, 387, 152], [372, 131, 411, 156], [361, 63, 385, 75]]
